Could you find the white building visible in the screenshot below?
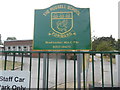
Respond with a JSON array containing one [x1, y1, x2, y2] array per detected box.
[[0, 45, 4, 51], [4, 40, 33, 51]]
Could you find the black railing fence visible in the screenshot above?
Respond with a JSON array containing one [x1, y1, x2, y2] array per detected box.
[[0, 51, 120, 89]]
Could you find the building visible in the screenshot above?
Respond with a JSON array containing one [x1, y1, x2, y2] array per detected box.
[[0, 45, 4, 51], [0, 45, 4, 56], [4, 40, 33, 51], [3, 39, 73, 59]]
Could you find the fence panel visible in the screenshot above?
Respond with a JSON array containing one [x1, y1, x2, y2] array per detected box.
[[0, 51, 119, 89]]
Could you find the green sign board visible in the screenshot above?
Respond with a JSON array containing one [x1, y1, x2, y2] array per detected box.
[[33, 3, 91, 51]]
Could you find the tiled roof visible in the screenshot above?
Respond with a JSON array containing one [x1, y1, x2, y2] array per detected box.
[[4, 40, 33, 46]]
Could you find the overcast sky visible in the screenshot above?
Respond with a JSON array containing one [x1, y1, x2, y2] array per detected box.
[[0, 0, 119, 41]]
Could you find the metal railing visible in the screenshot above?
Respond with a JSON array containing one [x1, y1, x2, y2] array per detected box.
[[0, 51, 120, 89]]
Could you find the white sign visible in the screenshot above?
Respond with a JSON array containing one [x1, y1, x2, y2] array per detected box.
[[0, 71, 30, 90]]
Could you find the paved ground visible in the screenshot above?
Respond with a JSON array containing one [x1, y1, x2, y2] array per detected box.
[[87, 60, 117, 87], [0, 55, 118, 88]]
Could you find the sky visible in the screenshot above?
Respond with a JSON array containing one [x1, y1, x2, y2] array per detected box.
[[118, 2, 120, 39], [0, 0, 119, 41]]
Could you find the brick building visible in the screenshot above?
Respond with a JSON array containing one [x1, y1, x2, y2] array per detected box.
[[4, 39, 74, 59], [0, 45, 4, 51], [4, 40, 33, 51]]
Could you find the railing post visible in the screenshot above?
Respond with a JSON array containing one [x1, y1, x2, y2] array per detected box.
[[116, 54, 120, 86], [43, 53, 47, 88], [77, 54, 83, 88]]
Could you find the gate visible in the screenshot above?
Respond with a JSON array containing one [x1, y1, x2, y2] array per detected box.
[[0, 51, 120, 89]]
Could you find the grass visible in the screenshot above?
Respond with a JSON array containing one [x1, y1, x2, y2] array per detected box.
[[0, 60, 21, 70]]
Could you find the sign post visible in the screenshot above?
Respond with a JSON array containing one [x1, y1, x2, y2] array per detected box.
[[33, 3, 91, 88], [77, 54, 83, 88], [43, 54, 47, 88]]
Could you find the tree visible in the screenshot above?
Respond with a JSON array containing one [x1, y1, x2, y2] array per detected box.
[[116, 39, 120, 51], [6, 37, 17, 41], [96, 41, 114, 51], [92, 35, 116, 51]]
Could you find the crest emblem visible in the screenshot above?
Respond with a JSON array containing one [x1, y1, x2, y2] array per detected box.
[[51, 12, 73, 34]]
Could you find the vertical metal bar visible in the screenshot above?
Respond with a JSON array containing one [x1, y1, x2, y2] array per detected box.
[[21, 53, 24, 71], [55, 54, 58, 90], [12, 53, 16, 70], [101, 53, 104, 88], [92, 54, 95, 88], [110, 53, 113, 87], [83, 53, 86, 89], [46, 53, 49, 89], [77, 54, 83, 89], [65, 53, 67, 89], [74, 53, 76, 90], [29, 53, 32, 90], [37, 53, 41, 90], [117, 54, 120, 86], [4, 53, 7, 70]]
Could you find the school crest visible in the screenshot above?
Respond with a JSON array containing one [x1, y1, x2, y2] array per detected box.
[[49, 12, 75, 38]]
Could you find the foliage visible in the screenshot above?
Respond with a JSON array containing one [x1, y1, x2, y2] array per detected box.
[[92, 35, 116, 51], [116, 39, 120, 51], [96, 41, 114, 51], [6, 37, 17, 41]]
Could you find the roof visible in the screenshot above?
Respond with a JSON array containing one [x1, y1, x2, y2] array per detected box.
[[4, 40, 33, 46], [4, 39, 33, 42]]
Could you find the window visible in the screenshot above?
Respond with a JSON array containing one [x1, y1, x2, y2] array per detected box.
[[8, 47, 10, 49], [18, 46, 21, 49], [24, 46, 27, 51]]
